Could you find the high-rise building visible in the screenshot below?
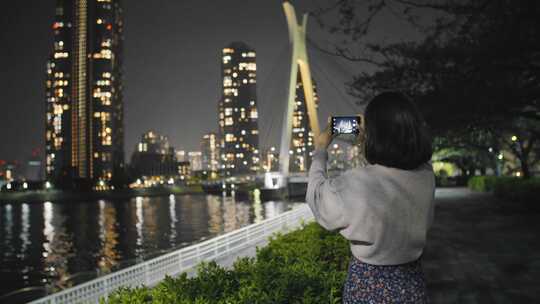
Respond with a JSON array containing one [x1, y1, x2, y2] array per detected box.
[[188, 151, 203, 172], [290, 74, 319, 172], [262, 146, 279, 172], [45, 0, 124, 189], [175, 150, 186, 162], [218, 42, 260, 176], [130, 131, 177, 178], [328, 143, 347, 172], [201, 133, 220, 177]]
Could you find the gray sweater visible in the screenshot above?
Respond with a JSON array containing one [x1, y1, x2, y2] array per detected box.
[[306, 148, 435, 265]]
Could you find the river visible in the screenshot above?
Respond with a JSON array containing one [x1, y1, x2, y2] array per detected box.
[[0, 193, 302, 301]]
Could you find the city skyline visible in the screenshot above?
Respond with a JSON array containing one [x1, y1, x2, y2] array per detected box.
[[0, 1, 419, 165]]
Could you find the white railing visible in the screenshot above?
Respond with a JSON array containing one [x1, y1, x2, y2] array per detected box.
[[30, 204, 314, 304]]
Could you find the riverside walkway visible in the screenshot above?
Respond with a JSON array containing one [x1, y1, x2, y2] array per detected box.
[[194, 187, 540, 303], [424, 188, 540, 303]]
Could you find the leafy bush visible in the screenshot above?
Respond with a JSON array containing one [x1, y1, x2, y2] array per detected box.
[[492, 177, 540, 202], [467, 176, 498, 192], [103, 222, 350, 304], [468, 176, 540, 202]]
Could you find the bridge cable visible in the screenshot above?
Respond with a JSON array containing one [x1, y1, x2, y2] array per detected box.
[[258, 44, 290, 150], [310, 57, 360, 113]]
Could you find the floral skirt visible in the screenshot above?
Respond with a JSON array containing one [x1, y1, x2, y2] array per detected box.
[[342, 256, 428, 304]]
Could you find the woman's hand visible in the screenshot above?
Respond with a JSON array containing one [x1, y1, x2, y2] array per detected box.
[[314, 119, 335, 150]]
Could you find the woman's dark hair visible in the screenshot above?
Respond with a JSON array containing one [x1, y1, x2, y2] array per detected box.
[[364, 92, 432, 170]]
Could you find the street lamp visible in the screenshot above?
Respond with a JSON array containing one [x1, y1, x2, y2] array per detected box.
[[511, 135, 518, 142]]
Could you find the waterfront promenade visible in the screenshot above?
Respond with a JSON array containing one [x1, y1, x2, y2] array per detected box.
[[424, 188, 540, 303], [207, 187, 540, 303], [181, 187, 540, 302]]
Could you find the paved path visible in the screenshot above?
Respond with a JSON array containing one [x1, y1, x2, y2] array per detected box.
[[424, 188, 540, 303]]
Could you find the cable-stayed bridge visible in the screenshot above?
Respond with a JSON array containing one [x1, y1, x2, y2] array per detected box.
[[202, 1, 361, 200]]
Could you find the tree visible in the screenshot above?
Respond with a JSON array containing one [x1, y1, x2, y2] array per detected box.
[[312, 0, 540, 177]]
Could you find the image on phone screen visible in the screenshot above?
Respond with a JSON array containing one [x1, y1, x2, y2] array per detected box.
[[331, 116, 360, 135]]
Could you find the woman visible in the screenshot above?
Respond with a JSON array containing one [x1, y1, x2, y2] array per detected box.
[[306, 92, 435, 303]]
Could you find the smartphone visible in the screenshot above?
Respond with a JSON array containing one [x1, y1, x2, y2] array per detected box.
[[331, 116, 361, 135]]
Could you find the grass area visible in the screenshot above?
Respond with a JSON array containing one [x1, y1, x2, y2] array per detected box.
[[0, 185, 204, 204], [103, 222, 350, 304], [468, 176, 540, 201]]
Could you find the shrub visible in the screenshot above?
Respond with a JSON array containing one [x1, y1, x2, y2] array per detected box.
[[468, 176, 540, 202], [467, 176, 498, 192], [492, 177, 540, 202], [103, 222, 350, 303]]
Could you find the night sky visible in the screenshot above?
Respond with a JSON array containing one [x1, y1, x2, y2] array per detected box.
[[0, 0, 422, 164]]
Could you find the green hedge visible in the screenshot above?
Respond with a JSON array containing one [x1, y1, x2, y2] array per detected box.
[[467, 176, 499, 192], [468, 176, 540, 202], [103, 222, 350, 304], [492, 177, 540, 202]]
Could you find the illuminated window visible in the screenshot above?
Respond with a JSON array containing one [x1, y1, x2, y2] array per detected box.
[[250, 109, 258, 119], [225, 117, 233, 126], [225, 134, 235, 142], [224, 108, 233, 116], [223, 76, 232, 87]]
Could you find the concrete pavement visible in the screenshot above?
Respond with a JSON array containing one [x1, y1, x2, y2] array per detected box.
[[424, 188, 540, 303]]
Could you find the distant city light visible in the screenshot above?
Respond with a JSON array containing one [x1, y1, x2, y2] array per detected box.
[[23, 182, 28, 189], [511, 135, 518, 142], [498, 153, 503, 160], [6, 183, 12, 190], [45, 181, 52, 189]]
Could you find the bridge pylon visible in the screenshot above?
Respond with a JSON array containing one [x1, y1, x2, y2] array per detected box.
[[278, 1, 320, 180]]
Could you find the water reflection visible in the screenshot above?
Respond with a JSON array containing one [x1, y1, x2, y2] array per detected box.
[[264, 201, 287, 218], [135, 197, 144, 250], [3, 204, 13, 259], [97, 200, 119, 274], [21, 204, 30, 255], [252, 189, 264, 223], [42, 201, 74, 290], [0, 193, 302, 300], [169, 195, 178, 247]]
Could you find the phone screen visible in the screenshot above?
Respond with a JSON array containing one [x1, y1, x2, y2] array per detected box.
[[331, 116, 361, 135]]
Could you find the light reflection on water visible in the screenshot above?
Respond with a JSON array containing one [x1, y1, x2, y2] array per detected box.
[[0, 193, 302, 301]]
